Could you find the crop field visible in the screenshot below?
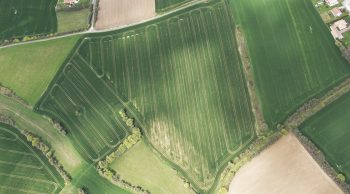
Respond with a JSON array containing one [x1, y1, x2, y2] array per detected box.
[[230, 0, 350, 127], [155, 0, 193, 12], [37, 0, 256, 190], [0, 35, 81, 106], [300, 91, 350, 183], [0, 0, 57, 40], [0, 123, 64, 194]]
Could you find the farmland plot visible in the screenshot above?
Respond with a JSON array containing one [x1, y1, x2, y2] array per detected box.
[[37, 0, 256, 190], [300, 91, 350, 184], [0, 0, 57, 40], [155, 0, 193, 12], [231, 0, 350, 127], [0, 123, 64, 194]]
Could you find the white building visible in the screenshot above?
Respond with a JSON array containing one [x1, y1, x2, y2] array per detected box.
[[343, 0, 350, 12], [325, 0, 339, 7], [330, 7, 342, 17]]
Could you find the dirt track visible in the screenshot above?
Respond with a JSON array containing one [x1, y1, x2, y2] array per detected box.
[[95, 0, 156, 30], [229, 133, 343, 194]]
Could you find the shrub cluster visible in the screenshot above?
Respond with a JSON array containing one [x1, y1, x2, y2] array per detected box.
[[50, 119, 68, 135], [0, 83, 28, 106], [78, 187, 89, 194], [21, 130, 72, 184]]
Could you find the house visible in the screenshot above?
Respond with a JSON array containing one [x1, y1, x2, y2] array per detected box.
[[325, 0, 339, 7], [330, 7, 342, 17], [334, 19, 348, 31], [330, 26, 344, 39], [64, 0, 79, 5]]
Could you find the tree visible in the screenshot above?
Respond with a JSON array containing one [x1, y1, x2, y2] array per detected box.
[[126, 118, 134, 127], [337, 173, 346, 182]]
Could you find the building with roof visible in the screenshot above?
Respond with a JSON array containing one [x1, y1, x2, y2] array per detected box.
[[344, 0, 350, 12], [330, 7, 342, 17], [334, 19, 348, 31], [325, 0, 339, 7]]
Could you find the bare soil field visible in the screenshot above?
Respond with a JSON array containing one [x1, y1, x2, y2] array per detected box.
[[229, 133, 343, 194], [95, 0, 156, 30]]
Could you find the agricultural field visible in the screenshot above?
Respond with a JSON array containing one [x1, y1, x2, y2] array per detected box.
[[155, 0, 193, 12], [95, 0, 155, 30], [300, 91, 350, 184], [230, 0, 350, 128], [110, 141, 195, 194], [0, 0, 57, 41], [0, 35, 81, 106], [229, 133, 343, 194], [36, 0, 256, 191], [0, 123, 64, 194]]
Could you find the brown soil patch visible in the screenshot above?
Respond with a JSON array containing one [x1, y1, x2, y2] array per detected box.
[[229, 133, 343, 194], [95, 0, 156, 30]]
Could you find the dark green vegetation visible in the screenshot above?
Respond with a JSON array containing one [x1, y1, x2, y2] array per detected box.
[[155, 0, 193, 12], [231, 0, 350, 127], [0, 123, 64, 193], [0, 35, 81, 106], [0, 0, 57, 40], [300, 91, 350, 183], [36, 0, 256, 191]]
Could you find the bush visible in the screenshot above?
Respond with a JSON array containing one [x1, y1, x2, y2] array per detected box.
[[337, 173, 346, 182]]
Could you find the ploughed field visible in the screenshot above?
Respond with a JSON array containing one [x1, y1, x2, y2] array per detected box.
[[36, 0, 256, 191], [231, 0, 350, 128], [0, 0, 57, 40], [0, 123, 64, 194], [300, 91, 350, 184]]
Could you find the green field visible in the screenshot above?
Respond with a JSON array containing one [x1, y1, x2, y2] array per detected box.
[[300, 91, 350, 182], [0, 0, 57, 40], [57, 9, 91, 33], [36, 0, 256, 191], [0, 123, 64, 194], [110, 141, 194, 194], [231, 0, 350, 128], [0, 35, 81, 106], [155, 0, 193, 12]]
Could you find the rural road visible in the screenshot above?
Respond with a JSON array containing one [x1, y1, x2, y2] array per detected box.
[[0, 0, 207, 50]]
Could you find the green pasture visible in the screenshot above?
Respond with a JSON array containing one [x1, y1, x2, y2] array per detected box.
[[0, 123, 64, 194], [231, 0, 350, 128], [0, 0, 57, 40], [300, 91, 350, 182], [110, 141, 195, 194], [0, 35, 80, 106], [57, 8, 91, 33], [155, 0, 193, 12], [37, 0, 256, 191]]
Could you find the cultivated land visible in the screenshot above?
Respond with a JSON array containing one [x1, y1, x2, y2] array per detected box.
[[0, 0, 57, 40], [110, 141, 195, 194], [95, 0, 156, 30], [301, 91, 350, 184], [36, 0, 256, 191], [229, 133, 343, 194], [155, 0, 193, 12], [231, 0, 350, 128], [0, 123, 64, 194], [0, 35, 81, 106]]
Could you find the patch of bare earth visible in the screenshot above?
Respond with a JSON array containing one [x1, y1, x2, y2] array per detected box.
[[229, 133, 343, 194], [95, 0, 156, 30]]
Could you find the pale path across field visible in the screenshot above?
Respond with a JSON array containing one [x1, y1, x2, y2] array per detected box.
[[229, 133, 343, 194]]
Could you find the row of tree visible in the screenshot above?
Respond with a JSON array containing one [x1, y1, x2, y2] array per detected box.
[[21, 130, 72, 184], [96, 109, 148, 193]]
